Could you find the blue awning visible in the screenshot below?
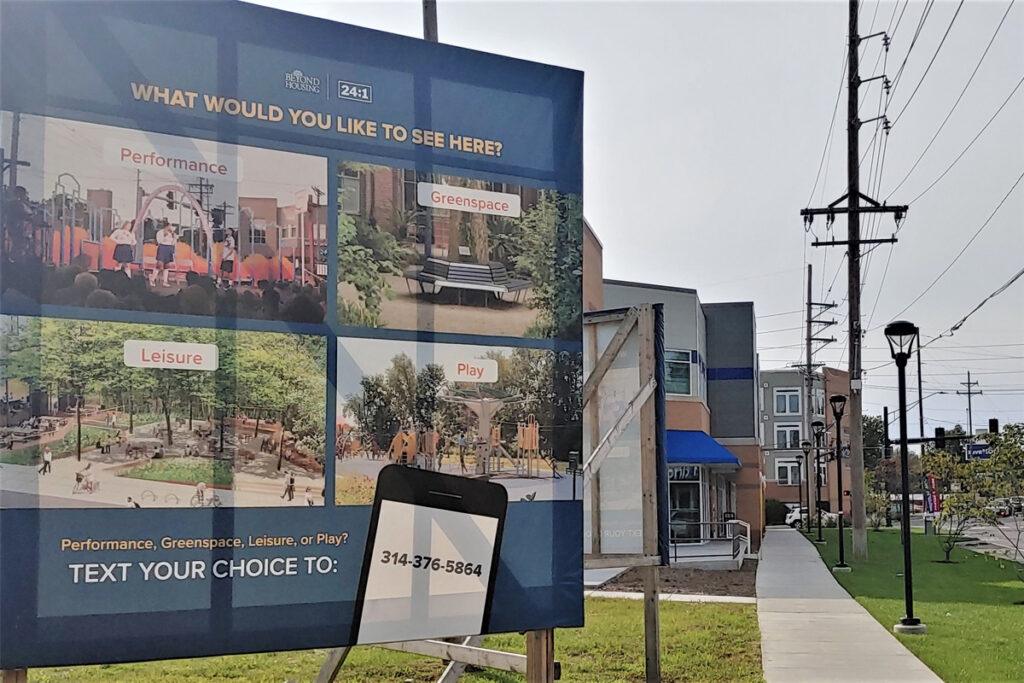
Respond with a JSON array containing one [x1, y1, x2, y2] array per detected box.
[[666, 430, 741, 467]]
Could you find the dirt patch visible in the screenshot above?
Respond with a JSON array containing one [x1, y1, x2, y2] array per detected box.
[[601, 561, 758, 598]]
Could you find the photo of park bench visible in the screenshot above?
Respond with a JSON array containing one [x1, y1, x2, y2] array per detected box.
[[335, 160, 581, 339]]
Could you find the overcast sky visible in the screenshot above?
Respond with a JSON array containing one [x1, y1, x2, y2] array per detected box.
[[251, 0, 1024, 438]]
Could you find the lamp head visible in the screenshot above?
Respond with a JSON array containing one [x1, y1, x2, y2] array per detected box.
[[801, 440, 812, 456], [812, 420, 825, 438], [884, 320, 919, 360], [829, 393, 847, 419]]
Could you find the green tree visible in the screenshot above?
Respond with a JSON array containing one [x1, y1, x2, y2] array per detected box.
[[514, 192, 582, 340], [862, 414, 885, 471]]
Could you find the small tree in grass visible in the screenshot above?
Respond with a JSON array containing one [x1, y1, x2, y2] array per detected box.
[[936, 494, 988, 562], [866, 490, 888, 531]]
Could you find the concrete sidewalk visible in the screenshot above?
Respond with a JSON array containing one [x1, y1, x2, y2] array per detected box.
[[757, 527, 941, 683]]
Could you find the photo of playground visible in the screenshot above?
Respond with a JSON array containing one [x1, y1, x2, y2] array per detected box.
[[0, 316, 327, 508], [335, 160, 582, 339], [1, 111, 328, 322], [335, 337, 582, 504]]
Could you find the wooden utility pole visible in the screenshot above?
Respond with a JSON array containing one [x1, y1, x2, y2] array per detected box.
[[957, 372, 982, 439], [802, 0, 906, 561], [423, 0, 438, 42]]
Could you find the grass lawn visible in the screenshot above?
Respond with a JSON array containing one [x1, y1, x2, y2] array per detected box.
[[33, 597, 762, 682], [810, 527, 1024, 682]]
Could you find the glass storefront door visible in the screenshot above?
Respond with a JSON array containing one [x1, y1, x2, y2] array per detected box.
[[668, 465, 702, 543]]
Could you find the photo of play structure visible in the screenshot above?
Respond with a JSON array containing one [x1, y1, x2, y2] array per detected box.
[[334, 160, 582, 339], [0, 316, 327, 508], [335, 337, 582, 504], [1, 112, 328, 322]]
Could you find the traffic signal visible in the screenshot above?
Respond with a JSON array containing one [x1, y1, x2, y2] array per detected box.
[[989, 418, 999, 435], [165, 191, 175, 210], [935, 427, 946, 451]]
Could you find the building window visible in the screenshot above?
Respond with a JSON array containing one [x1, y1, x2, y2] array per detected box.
[[813, 388, 825, 416], [776, 459, 801, 486], [665, 350, 692, 395], [817, 461, 828, 485], [775, 423, 801, 450], [338, 170, 361, 215], [774, 388, 801, 415]]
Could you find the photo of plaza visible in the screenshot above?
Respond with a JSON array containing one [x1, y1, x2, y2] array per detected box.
[[335, 337, 582, 504], [335, 160, 582, 340], [0, 316, 327, 508], [1, 112, 328, 322]]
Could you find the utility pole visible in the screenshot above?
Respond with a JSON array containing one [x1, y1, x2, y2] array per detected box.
[[8, 112, 21, 188], [957, 372, 981, 438], [916, 346, 924, 439], [801, 0, 904, 560], [423, 0, 438, 42], [805, 264, 836, 492]]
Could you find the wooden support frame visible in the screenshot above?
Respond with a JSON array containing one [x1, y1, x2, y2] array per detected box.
[[582, 304, 663, 683], [315, 631, 560, 683]]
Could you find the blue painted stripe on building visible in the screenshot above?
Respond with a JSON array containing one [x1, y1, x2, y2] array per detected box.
[[708, 367, 754, 381]]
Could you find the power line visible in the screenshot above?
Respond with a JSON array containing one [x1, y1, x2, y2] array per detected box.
[[883, 168, 1024, 322], [806, 48, 849, 207], [888, 0, 965, 127], [885, 0, 1016, 199], [928, 264, 1024, 345], [907, 72, 1024, 205]]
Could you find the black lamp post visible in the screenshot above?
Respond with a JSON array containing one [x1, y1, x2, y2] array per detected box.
[[885, 320, 927, 634], [795, 452, 805, 530], [829, 394, 849, 571], [801, 440, 813, 532], [812, 420, 826, 543]]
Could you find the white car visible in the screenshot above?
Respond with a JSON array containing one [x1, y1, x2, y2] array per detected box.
[[786, 507, 838, 528]]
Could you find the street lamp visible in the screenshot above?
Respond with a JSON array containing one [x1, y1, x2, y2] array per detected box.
[[801, 440, 813, 532], [885, 320, 927, 635], [829, 394, 849, 571], [812, 420, 826, 544]]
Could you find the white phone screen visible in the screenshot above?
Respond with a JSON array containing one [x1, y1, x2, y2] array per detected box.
[[357, 499, 499, 644]]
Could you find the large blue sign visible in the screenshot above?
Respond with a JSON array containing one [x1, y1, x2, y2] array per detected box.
[[0, 0, 583, 668]]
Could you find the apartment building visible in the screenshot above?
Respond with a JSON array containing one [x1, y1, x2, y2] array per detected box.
[[761, 366, 851, 515], [603, 280, 765, 551]]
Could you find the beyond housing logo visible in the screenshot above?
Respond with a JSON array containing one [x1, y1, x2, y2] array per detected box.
[[285, 69, 321, 94]]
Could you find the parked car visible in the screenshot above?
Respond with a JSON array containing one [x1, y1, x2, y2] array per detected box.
[[1009, 496, 1024, 514], [786, 507, 838, 528], [986, 498, 1012, 518]]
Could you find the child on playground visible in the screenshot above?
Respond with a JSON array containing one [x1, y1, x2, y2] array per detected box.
[[110, 220, 137, 277]]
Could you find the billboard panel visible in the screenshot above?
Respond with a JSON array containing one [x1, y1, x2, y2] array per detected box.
[[0, 0, 582, 668]]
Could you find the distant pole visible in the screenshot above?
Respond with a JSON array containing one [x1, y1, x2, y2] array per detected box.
[[958, 372, 981, 440], [9, 112, 21, 188], [916, 346, 924, 438], [423, 0, 438, 42]]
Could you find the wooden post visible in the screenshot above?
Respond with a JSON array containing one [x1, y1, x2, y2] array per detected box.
[[525, 629, 554, 683], [636, 305, 662, 683], [643, 564, 661, 683], [313, 647, 351, 683], [1, 670, 28, 683]]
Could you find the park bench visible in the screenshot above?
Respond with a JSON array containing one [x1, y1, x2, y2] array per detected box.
[[404, 257, 532, 304]]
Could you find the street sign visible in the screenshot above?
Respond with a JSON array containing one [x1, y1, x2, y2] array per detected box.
[[967, 443, 991, 460]]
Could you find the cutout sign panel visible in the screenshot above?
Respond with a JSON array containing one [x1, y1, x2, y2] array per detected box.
[[0, 0, 582, 668]]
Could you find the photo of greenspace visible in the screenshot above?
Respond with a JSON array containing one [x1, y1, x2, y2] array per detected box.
[[335, 337, 582, 504], [0, 315, 327, 508], [335, 160, 582, 340]]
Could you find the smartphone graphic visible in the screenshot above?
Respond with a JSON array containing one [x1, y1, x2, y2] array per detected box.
[[350, 465, 508, 645]]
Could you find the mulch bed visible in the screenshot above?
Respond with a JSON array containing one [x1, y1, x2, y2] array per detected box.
[[599, 561, 758, 598]]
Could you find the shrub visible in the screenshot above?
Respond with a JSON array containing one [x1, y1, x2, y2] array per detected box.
[[765, 498, 789, 525]]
